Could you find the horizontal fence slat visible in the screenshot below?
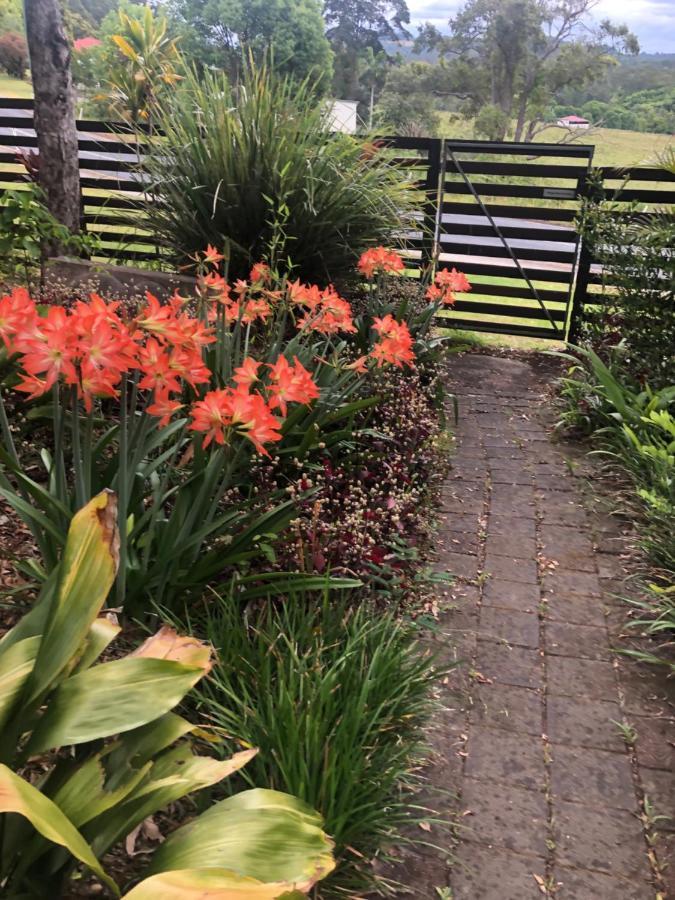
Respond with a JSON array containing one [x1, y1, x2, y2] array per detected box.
[[438, 239, 575, 264], [444, 139, 594, 158], [596, 188, 675, 204], [437, 258, 573, 283], [450, 299, 567, 322], [445, 159, 588, 179], [451, 281, 569, 303], [436, 315, 561, 339], [444, 180, 581, 200], [599, 166, 675, 183], [441, 201, 577, 222], [440, 220, 577, 243]]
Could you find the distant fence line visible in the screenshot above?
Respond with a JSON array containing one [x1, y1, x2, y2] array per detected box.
[[1, 98, 673, 341]]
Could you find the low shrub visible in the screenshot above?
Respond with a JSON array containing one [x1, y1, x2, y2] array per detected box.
[[577, 166, 674, 389], [0, 31, 28, 79], [139, 60, 417, 284], [197, 585, 445, 896], [557, 347, 675, 569], [0, 492, 334, 898], [622, 581, 675, 674]]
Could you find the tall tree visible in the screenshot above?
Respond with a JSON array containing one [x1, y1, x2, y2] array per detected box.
[[24, 0, 81, 243], [167, 0, 334, 94], [323, 0, 410, 99], [417, 0, 639, 141]]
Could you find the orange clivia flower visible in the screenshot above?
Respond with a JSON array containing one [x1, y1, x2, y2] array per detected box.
[[138, 338, 183, 397], [427, 267, 471, 305], [346, 355, 369, 374], [233, 357, 261, 389], [203, 244, 224, 265], [370, 314, 415, 369], [357, 246, 405, 279], [189, 388, 233, 448], [147, 392, 184, 427], [0, 287, 38, 353], [267, 355, 319, 417], [226, 387, 283, 456], [189, 386, 283, 455], [249, 262, 271, 285]]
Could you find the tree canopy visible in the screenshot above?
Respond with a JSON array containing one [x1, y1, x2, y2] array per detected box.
[[323, 0, 410, 99], [416, 0, 639, 141], [166, 0, 334, 93]]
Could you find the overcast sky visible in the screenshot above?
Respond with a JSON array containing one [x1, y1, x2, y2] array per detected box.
[[405, 0, 675, 53]]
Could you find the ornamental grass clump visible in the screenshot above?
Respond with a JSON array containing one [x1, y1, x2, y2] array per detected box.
[[198, 587, 445, 897], [139, 60, 417, 283]]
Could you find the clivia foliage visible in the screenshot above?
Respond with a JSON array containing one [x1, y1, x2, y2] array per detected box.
[[0, 491, 335, 899], [0, 246, 437, 612]]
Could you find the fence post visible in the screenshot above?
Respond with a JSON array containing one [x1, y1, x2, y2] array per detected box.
[[421, 138, 444, 276], [568, 167, 597, 344]]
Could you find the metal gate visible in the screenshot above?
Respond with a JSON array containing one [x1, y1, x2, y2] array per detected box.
[[435, 139, 595, 340]]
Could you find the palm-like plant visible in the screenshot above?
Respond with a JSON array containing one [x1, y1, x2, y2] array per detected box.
[[99, 6, 183, 126]]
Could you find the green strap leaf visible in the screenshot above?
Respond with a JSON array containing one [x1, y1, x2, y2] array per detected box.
[[0, 764, 119, 897]]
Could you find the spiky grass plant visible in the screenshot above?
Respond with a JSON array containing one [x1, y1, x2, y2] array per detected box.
[[139, 59, 417, 283], [197, 587, 445, 896]]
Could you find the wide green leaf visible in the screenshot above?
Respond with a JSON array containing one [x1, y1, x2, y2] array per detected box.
[[27, 658, 207, 752], [88, 748, 257, 856], [0, 764, 119, 896], [0, 636, 40, 732], [48, 752, 153, 828], [25, 490, 119, 703], [145, 788, 335, 890]]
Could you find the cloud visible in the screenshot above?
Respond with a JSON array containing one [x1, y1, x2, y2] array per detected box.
[[405, 0, 675, 52]]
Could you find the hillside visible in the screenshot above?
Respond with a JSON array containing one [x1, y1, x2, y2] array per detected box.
[[436, 114, 674, 167]]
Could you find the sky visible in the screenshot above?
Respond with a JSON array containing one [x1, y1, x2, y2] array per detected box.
[[405, 0, 675, 54]]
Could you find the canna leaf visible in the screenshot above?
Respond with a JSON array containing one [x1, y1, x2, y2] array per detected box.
[[0, 636, 40, 732], [122, 868, 306, 899], [145, 788, 335, 889], [73, 616, 122, 673], [27, 657, 208, 752], [25, 490, 119, 704], [0, 764, 119, 896], [88, 748, 257, 856]]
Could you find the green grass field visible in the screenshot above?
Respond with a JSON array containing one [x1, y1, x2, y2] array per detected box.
[[0, 75, 33, 98], [437, 113, 673, 168]]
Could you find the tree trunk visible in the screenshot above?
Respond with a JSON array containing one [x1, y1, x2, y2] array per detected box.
[[24, 0, 81, 251]]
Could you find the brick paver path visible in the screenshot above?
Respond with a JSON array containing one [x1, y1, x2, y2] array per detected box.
[[396, 353, 674, 899]]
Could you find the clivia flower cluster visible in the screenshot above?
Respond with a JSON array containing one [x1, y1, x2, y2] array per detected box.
[[425, 267, 472, 305], [0, 286, 319, 456], [357, 246, 406, 279], [198, 248, 356, 336]]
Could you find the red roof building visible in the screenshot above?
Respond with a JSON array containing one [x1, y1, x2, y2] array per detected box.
[[73, 36, 102, 52]]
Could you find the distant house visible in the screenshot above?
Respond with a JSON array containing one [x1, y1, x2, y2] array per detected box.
[[557, 114, 590, 129], [73, 36, 102, 52], [326, 100, 359, 135]]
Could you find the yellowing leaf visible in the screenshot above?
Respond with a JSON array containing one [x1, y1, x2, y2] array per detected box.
[[0, 636, 40, 731], [130, 626, 212, 673], [146, 788, 335, 891], [123, 868, 306, 899], [26, 491, 119, 703], [0, 764, 119, 896]]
